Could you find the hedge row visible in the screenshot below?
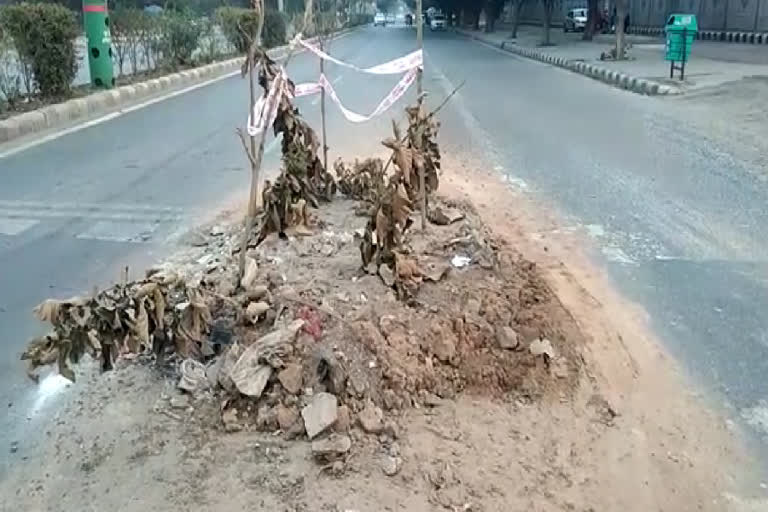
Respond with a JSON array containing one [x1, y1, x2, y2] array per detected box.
[[1, 3, 289, 110], [0, 3, 78, 99], [215, 7, 287, 53]]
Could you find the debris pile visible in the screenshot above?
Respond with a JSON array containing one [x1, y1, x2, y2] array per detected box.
[[21, 86, 581, 468], [333, 157, 386, 206], [22, 268, 213, 382]]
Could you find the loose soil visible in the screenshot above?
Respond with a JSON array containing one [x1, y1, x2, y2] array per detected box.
[[1, 163, 765, 512]]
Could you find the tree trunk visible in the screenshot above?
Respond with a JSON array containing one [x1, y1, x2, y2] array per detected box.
[[511, 0, 523, 38], [615, 0, 627, 60], [484, 1, 494, 32], [542, 0, 552, 45], [583, 0, 598, 40]]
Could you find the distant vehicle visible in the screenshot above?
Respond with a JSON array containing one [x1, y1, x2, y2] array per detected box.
[[564, 8, 588, 32], [374, 12, 386, 26], [430, 13, 447, 31], [386, 13, 396, 24]]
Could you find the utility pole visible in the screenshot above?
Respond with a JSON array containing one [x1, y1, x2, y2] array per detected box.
[[416, 0, 426, 229]]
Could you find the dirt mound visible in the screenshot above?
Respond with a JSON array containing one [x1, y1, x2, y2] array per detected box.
[[180, 196, 581, 438]]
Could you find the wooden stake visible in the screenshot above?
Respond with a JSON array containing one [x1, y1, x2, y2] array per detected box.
[[319, 39, 329, 174], [416, 0, 426, 230], [239, 0, 267, 281]]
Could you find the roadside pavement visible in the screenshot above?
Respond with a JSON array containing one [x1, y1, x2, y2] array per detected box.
[[456, 24, 768, 94]]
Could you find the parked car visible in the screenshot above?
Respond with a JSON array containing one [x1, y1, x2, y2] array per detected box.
[[374, 12, 386, 26], [564, 8, 588, 32], [430, 13, 447, 31]]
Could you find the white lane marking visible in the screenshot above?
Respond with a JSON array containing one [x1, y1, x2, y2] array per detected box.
[[0, 72, 239, 160], [0, 218, 39, 236], [0, 207, 182, 222], [0, 199, 184, 213], [76, 220, 159, 243], [0, 31, 354, 160]]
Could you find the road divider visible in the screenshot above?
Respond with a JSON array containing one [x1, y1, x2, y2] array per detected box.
[[455, 28, 680, 97]]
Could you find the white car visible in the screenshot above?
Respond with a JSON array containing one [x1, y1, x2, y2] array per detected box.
[[564, 8, 587, 32], [374, 13, 386, 26], [430, 14, 447, 31]]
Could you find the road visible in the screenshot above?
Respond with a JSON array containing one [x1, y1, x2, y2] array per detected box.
[[2, 24, 768, 475]]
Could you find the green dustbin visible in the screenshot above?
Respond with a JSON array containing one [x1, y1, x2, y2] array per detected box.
[[665, 14, 697, 62]]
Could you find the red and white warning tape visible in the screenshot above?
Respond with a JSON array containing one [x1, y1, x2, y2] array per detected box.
[[298, 38, 423, 75], [247, 43, 423, 136]]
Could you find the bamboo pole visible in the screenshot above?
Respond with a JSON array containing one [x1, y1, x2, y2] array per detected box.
[[416, 0, 426, 230], [239, 0, 267, 281], [319, 39, 329, 174]]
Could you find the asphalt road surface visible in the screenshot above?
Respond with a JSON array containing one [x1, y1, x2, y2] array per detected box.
[[2, 25, 768, 476]]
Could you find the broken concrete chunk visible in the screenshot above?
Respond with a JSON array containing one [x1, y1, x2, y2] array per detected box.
[[529, 338, 555, 359], [228, 320, 304, 394], [278, 363, 303, 395], [170, 395, 190, 410], [358, 403, 384, 434], [232, 365, 272, 398], [334, 405, 351, 433], [311, 434, 351, 458], [240, 257, 258, 289], [378, 264, 395, 288], [381, 455, 402, 476], [302, 392, 338, 439], [495, 326, 519, 350], [245, 285, 270, 301], [178, 359, 207, 392], [245, 302, 270, 324], [276, 404, 300, 431], [430, 207, 464, 226], [423, 261, 451, 282]]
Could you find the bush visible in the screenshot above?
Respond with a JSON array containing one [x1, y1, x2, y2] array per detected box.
[[263, 10, 286, 49], [0, 3, 78, 98], [111, 7, 145, 76], [216, 7, 286, 53], [158, 11, 203, 68], [216, 7, 258, 53]]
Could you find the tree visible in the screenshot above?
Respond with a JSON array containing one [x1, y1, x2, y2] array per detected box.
[[510, 0, 526, 38], [541, 0, 554, 45], [582, 0, 598, 40], [615, 0, 628, 59], [376, 0, 395, 12], [483, 0, 505, 32]]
